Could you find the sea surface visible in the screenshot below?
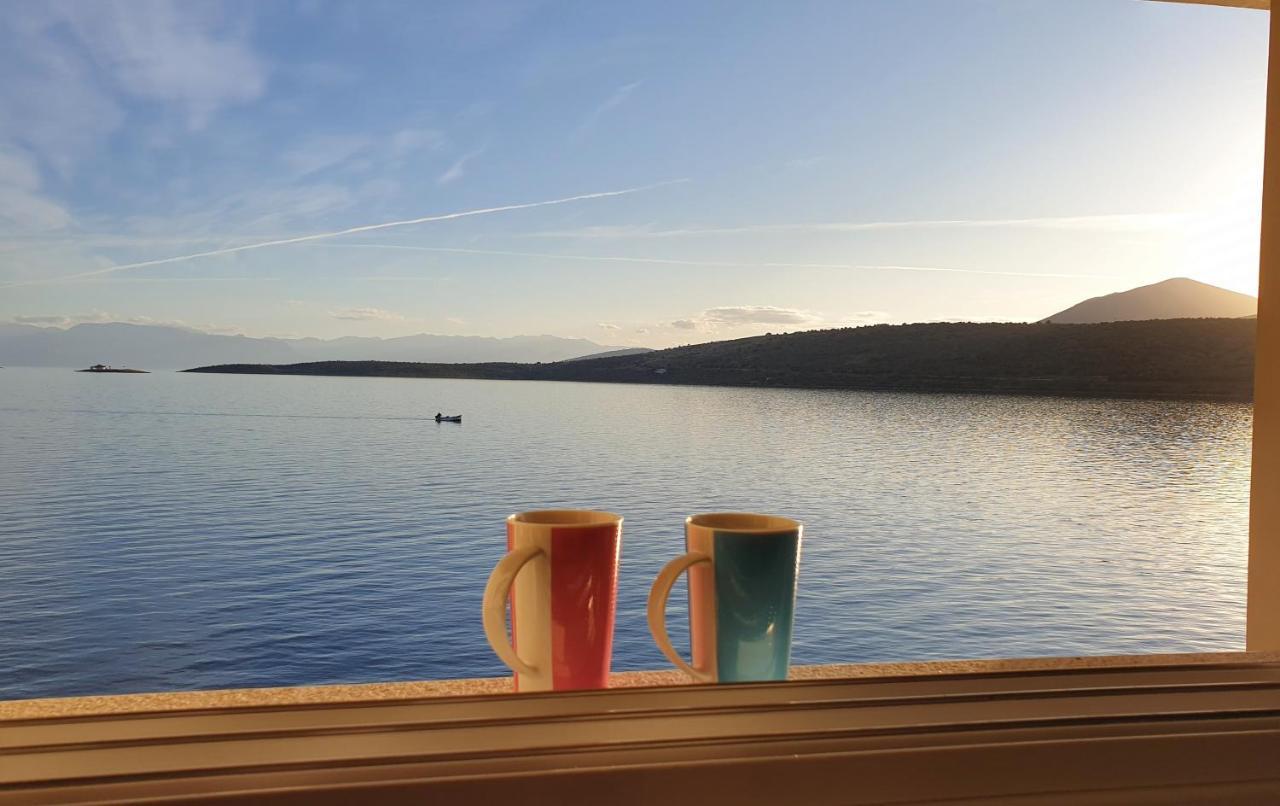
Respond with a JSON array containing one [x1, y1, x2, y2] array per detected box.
[[0, 367, 1253, 700]]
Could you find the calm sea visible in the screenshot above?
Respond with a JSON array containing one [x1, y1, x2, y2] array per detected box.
[[0, 367, 1252, 700]]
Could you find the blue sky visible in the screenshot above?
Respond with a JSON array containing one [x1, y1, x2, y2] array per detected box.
[[0, 0, 1268, 347]]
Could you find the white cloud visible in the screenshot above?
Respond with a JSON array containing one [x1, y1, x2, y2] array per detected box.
[[597, 322, 621, 331], [0, 193, 71, 234], [11, 314, 76, 326], [0, 147, 71, 232], [0, 149, 40, 190], [438, 147, 486, 186], [0, 0, 266, 185], [670, 306, 823, 334], [701, 305, 821, 326], [0, 10, 125, 175], [666, 307, 894, 336], [53, 0, 268, 130], [11, 311, 196, 329], [840, 311, 892, 324], [0, 186, 72, 232], [331, 307, 406, 321]]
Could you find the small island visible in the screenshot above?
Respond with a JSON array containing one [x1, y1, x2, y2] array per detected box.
[[79, 364, 149, 374]]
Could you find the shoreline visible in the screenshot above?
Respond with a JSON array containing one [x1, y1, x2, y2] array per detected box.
[[183, 362, 1254, 403], [77, 368, 149, 374]]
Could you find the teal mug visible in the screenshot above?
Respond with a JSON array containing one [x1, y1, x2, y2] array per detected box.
[[647, 513, 802, 683]]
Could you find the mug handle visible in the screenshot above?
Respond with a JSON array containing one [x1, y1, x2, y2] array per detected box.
[[647, 552, 714, 683], [482, 544, 543, 677]]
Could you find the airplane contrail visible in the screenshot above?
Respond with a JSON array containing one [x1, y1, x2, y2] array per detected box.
[[321, 243, 1121, 280], [2, 180, 688, 288], [522, 214, 1179, 239]]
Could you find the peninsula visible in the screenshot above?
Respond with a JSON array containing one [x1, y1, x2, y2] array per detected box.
[[184, 319, 1256, 401]]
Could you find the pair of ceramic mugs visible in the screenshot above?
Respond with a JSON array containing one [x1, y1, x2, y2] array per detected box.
[[482, 510, 802, 692]]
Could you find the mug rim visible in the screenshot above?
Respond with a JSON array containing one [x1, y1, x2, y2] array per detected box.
[[508, 509, 623, 528], [686, 512, 801, 534]]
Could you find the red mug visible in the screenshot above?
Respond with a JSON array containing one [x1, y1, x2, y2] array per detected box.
[[482, 510, 623, 691]]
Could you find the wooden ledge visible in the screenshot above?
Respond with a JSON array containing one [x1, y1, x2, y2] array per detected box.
[[4, 651, 1278, 721], [2, 654, 1280, 804]]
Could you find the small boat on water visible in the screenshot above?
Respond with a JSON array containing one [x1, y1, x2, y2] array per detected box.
[[434, 413, 462, 423], [78, 364, 149, 374]]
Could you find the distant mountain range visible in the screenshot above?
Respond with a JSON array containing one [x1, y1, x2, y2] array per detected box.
[[1042, 277, 1256, 323], [0, 276, 1254, 370], [563, 347, 655, 361], [0, 322, 635, 369], [189, 318, 1256, 401]]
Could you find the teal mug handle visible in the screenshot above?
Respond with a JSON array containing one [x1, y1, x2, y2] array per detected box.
[[647, 552, 714, 683]]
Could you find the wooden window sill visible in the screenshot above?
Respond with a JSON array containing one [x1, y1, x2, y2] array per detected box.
[[3, 652, 1279, 804]]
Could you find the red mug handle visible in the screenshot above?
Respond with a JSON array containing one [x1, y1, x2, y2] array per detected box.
[[482, 545, 543, 677]]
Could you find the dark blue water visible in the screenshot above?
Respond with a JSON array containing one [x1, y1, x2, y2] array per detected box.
[[0, 367, 1252, 700]]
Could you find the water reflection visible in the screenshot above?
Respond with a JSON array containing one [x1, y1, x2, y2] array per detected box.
[[0, 368, 1252, 699]]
